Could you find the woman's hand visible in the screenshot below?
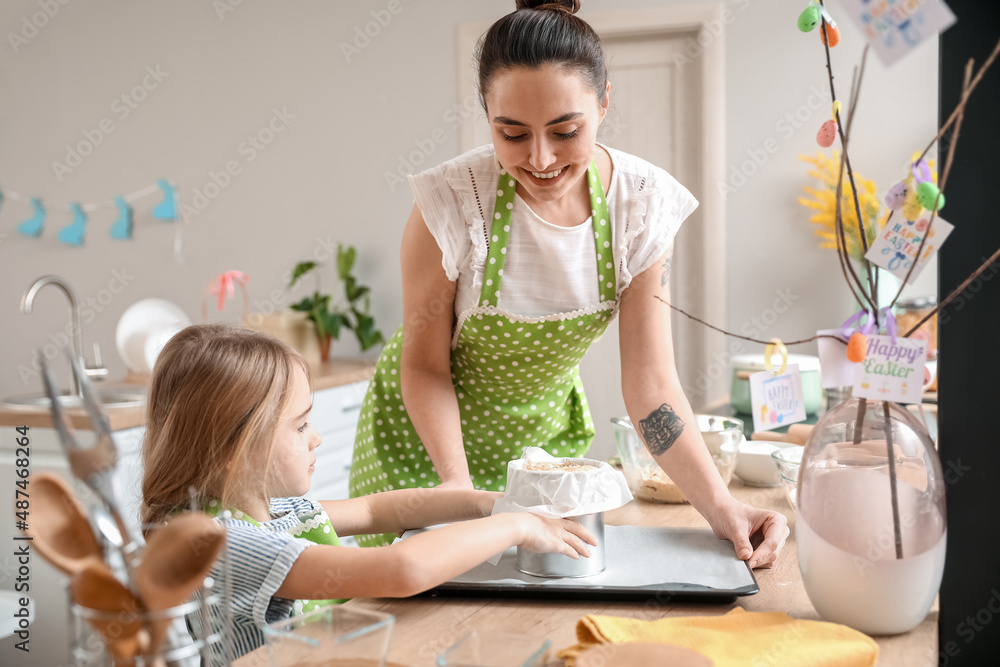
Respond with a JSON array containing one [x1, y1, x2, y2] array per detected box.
[[514, 513, 598, 559], [704, 497, 789, 569]]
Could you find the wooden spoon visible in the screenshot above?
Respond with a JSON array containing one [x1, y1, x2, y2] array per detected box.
[[23, 472, 104, 576], [71, 561, 146, 666], [135, 512, 225, 661]]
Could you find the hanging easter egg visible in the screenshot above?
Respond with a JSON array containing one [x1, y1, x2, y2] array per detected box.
[[885, 181, 908, 210], [798, 5, 820, 32], [846, 332, 868, 363], [917, 181, 945, 211], [816, 119, 838, 148], [831, 100, 842, 120], [902, 188, 924, 221], [821, 21, 841, 47]]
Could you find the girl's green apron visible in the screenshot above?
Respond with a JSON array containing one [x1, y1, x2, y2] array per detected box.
[[350, 162, 617, 547], [205, 501, 347, 613]]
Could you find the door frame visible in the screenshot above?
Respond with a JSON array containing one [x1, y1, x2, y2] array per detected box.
[[457, 4, 728, 408]]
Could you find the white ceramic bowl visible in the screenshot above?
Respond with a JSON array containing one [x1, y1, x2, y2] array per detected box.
[[115, 298, 191, 374], [734, 441, 801, 487]]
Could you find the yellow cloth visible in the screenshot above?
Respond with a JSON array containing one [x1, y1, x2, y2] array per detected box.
[[558, 608, 878, 667]]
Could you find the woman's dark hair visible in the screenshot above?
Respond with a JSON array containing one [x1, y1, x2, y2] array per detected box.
[[477, 0, 608, 111]]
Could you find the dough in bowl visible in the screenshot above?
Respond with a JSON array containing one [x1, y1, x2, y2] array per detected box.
[[524, 460, 598, 473]]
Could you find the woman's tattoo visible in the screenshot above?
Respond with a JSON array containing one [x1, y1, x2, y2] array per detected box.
[[660, 257, 672, 287], [639, 404, 685, 455]]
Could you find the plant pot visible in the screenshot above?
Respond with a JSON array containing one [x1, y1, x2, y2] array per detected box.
[[318, 334, 333, 362], [244, 310, 323, 363], [797, 397, 946, 635]]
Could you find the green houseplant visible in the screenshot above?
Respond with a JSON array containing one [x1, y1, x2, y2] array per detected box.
[[288, 244, 385, 360]]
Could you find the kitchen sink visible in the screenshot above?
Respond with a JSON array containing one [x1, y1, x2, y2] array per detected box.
[[0, 387, 147, 410]]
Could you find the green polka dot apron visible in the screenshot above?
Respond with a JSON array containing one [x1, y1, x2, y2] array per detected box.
[[350, 161, 617, 546], [205, 502, 347, 613]]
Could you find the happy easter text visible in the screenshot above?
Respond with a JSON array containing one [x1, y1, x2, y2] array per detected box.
[[861, 338, 924, 379], [764, 380, 798, 413], [866, 338, 923, 365]]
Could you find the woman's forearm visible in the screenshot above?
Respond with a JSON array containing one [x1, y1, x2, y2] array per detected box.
[[400, 362, 471, 486], [623, 378, 732, 518]]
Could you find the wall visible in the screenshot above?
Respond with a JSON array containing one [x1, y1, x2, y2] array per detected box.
[[0, 1, 938, 415]]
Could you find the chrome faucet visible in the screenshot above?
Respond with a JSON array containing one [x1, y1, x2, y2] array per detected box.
[[21, 275, 108, 397]]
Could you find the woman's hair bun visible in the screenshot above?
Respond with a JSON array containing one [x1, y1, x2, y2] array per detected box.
[[515, 0, 581, 14]]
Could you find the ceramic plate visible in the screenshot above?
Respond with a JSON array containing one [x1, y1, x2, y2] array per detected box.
[[115, 299, 191, 373]]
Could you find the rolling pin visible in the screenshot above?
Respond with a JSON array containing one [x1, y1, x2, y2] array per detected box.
[[751, 423, 814, 445]]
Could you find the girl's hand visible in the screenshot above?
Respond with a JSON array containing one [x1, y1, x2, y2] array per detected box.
[[514, 513, 598, 559], [705, 497, 789, 569]]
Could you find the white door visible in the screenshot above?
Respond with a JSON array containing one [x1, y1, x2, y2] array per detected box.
[[458, 8, 726, 460]]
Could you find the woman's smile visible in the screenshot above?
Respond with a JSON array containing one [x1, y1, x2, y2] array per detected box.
[[525, 166, 567, 184]]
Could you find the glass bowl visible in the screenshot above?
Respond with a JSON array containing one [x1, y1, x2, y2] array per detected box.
[[263, 605, 394, 667], [771, 444, 804, 475], [780, 466, 799, 512], [437, 631, 551, 666], [611, 414, 742, 504]]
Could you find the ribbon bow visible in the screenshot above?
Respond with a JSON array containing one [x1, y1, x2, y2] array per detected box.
[[210, 270, 249, 312], [840, 307, 897, 343]]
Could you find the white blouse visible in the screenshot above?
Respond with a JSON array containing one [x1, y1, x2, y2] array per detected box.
[[407, 143, 698, 320]]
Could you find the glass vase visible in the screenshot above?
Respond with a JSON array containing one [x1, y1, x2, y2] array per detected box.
[[797, 396, 946, 635]]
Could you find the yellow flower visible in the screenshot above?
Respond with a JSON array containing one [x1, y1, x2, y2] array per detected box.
[[798, 151, 888, 262]]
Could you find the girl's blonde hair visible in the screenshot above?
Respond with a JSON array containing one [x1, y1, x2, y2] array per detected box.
[[141, 323, 309, 526]]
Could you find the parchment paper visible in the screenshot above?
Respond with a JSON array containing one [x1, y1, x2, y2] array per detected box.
[[492, 447, 633, 518], [443, 526, 755, 591]]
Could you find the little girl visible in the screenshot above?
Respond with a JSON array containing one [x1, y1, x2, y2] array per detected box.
[[141, 323, 595, 658]]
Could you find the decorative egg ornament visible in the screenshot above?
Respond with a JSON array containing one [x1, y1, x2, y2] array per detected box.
[[917, 181, 945, 211], [885, 181, 908, 210], [817, 119, 838, 148], [902, 187, 924, 221], [846, 332, 868, 363], [798, 5, 820, 32], [820, 21, 841, 47]]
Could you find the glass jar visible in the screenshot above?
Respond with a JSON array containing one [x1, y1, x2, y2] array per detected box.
[[797, 397, 946, 635], [896, 297, 938, 391]]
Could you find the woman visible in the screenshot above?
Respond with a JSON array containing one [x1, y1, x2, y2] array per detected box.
[[350, 0, 788, 566]]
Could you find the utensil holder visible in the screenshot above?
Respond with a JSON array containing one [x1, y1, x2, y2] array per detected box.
[[71, 515, 235, 667], [70, 577, 228, 667]]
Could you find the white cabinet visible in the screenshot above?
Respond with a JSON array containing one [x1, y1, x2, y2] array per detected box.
[[308, 379, 369, 502]]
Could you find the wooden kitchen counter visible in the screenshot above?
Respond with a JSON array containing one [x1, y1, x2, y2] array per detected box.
[[0, 356, 375, 431], [234, 481, 937, 667]]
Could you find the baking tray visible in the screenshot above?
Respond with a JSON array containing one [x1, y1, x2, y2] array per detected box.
[[417, 526, 758, 603]]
